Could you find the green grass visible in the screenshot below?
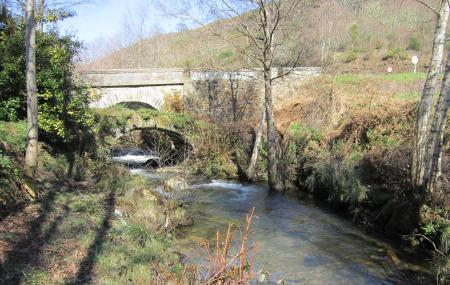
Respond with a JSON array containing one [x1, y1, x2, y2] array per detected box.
[[1, 165, 185, 284], [94, 106, 195, 132], [395, 91, 421, 100], [0, 121, 28, 151], [375, 72, 426, 83], [334, 74, 364, 85], [334, 72, 427, 86]]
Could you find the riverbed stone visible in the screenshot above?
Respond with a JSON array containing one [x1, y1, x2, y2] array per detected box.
[[164, 177, 189, 192]]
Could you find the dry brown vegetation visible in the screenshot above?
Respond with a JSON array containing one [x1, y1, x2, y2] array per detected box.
[[275, 73, 425, 135], [195, 207, 256, 284]]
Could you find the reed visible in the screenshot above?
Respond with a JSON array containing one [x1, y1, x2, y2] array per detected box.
[[202, 207, 256, 285]]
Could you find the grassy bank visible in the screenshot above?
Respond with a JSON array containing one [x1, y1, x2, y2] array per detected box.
[[0, 166, 193, 284], [0, 117, 197, 284]]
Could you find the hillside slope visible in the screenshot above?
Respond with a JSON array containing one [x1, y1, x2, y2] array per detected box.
[[82, 0, 436, 71]]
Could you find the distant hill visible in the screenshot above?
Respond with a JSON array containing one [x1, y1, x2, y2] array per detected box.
[[81, 0, 437, 71]]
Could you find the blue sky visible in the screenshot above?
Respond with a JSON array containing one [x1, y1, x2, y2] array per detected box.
[[57, 0, 178, 44]]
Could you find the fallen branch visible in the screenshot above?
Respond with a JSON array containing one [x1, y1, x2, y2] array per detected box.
[[402, 234, 446, 257]]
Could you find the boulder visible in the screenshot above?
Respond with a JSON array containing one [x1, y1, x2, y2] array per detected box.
[[164, 177, 189, 192]]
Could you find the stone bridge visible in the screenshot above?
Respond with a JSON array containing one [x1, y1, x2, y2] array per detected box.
[[82, 67, 321, 110]]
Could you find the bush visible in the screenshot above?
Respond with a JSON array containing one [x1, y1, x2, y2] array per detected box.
[[0, 149, 23, 216], [343, 50, 358, 63], [374, 40, 383, 50], [382, 48, 406, 61], [407, 36, 422, 51], [305, 158, 368, 208], [218, 49, 234, 59], [196, 151, 237, 179], [349, 23, 359, 51], [289, 123, 323, 145], [0, 7, 93, 152]]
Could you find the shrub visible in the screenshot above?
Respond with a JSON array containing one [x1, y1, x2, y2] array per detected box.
[[383, 48, 406, 61], [289, 123, 323, 144], [349, 23, 359, 51], [0, 8, 93, 152], [163, 92, 185, 113], [344, 50, 358, 63], [197, 151, 237, 179], [374, 40, 383, 50], [407, 36, 422, 51], [0, 149, 22, 216], [306, 158, 368, 208], [218, 49, 234, 59]]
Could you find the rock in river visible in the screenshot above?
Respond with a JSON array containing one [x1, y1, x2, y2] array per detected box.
[[164, 177, 189, 192]]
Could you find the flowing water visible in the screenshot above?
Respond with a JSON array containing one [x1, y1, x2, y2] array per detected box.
[[114, 150, 428, 285], [111, 147, 159, 166], [178, 180, 427, 285]]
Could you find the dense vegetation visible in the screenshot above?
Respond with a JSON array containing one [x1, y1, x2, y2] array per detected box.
[[0, 6, 92, 149]]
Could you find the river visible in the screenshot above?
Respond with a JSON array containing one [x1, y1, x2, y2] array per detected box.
[[113, 153, 428, 285]]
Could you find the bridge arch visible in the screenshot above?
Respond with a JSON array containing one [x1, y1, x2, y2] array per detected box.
[[88, 87, 171, 110]]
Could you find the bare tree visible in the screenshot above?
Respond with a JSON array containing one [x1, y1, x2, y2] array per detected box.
[[24, 0, 38, 178], [161, 0, 311, 191], [412, 0, 449, 192], [120, 1, 152, 69]]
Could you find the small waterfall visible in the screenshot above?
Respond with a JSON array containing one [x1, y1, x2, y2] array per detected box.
[[111, 146, 160, 167]]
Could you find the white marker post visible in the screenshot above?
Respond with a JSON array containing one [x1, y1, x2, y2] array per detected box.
[[412, 56, 419, 73]]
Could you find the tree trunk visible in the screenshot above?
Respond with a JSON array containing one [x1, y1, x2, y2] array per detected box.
[[424, 48, 450, 192], [229, 74, 238, 122], [246, 108, 265, 181], [264, 71, 283, 191], [24, 0, 38, 178], [412, 0, 449, 188]]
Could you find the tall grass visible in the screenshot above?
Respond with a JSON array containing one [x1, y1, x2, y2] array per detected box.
[[306, 158, 368, 208], [200, 207, 257, 284]]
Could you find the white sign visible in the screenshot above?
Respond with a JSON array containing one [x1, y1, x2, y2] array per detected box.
[[412, 56, 419, 73]]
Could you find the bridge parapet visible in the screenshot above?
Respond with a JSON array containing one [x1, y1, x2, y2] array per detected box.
[[82, 69, 185, 87]]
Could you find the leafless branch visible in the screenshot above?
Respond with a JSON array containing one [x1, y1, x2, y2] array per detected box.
[[415, 0, 439, 15], [402, 234, 446, 256]]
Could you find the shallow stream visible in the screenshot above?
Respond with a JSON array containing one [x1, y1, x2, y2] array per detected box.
[[115, 148, 428, 285], [177, 180, 427, 285]]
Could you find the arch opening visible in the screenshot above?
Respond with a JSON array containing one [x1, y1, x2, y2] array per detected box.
[[116, 101, 156, 110], [112, 127, 192, 168]]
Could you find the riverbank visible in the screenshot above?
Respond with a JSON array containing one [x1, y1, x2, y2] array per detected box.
[[0, 166, 197, 283], [0, 120, 196, 284]]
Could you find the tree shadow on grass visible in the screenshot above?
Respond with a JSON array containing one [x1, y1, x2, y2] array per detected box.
[[0, 188, 70, 285], [66, 189, 116, 284]]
